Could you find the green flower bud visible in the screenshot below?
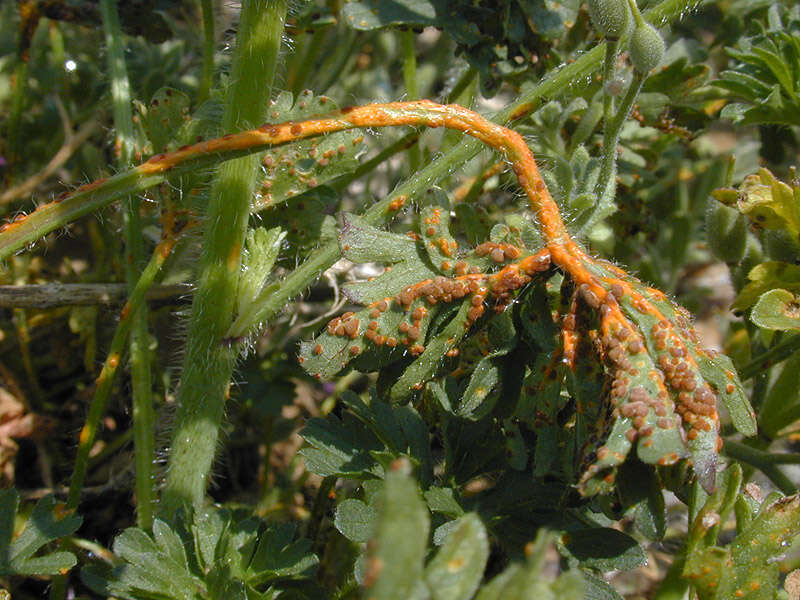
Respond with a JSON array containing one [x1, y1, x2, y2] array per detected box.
[[706, 202, 746, 263], [587, 0, 630, 39], [629, 22, 665, 73]]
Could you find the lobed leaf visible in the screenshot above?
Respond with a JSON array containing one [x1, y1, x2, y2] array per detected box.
[[0, 489, 82, 577], [684, 472, 800, 599], [750, 288, 800, 331], [255, 90, 365, 210], [82, 508, 318, 600]]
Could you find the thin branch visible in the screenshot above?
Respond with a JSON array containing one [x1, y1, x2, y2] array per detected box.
[[0, 283, 193, 309]]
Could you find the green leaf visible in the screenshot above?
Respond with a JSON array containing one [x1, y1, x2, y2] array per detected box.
[[424, 514, 489, 600], [300, 412, 383, 478], [334, 499, 377, 543], [705, 200, 747, 264], [581, 572, 624, 600], [474, 531, 584, 600], [137, 87, 191, 154], [255, 91, 365, 210], [424, 487, 465, 519], [694, 351, 757, 437], [246, 523, 318, 585], [684, 489, 800, 600], [559, 528, 646, 572], [82, 508, 318, 600], [751, 288, 800, 331], [419, 193, 462, 274], [617, 462, 666, 541], [388, 301, 473, 403], [364, 463, 431, 600], [457, 355, 501, 418], [236, 226, 285, 321], [342, 0, 439, 29], [0, 490, 82, 577]]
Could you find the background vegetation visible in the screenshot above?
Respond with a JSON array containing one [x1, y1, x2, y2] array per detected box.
[[2, 0, 800, 598]]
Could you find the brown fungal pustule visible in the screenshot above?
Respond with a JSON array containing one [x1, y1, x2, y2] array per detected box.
[[314, 344, 323, 355], [396, 287, 415, 307], [475, 242, 492, 257], [620, 400, 649, 419], [490, 247, 506, 263], [386, 337, 397, 347], [467, 306, 484, 323], [578, 283, 601, 309], [349, 345, 361, 355], [407, 326, 420, 341], [628, 339, 644, 354], [657, 417, 673, 429]]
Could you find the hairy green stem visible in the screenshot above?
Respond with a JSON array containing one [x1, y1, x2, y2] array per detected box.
[[100, 0, 155, 529], [601, 39, 620, 121], [582, 71, 646, 235], [198, 0, 215, 103], [161, 0, 289, 516]]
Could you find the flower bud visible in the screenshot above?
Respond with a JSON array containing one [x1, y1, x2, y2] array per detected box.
[[587, 0, 630, 39], [706, 202, 746, 263], [629, 22, 665, 73]]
